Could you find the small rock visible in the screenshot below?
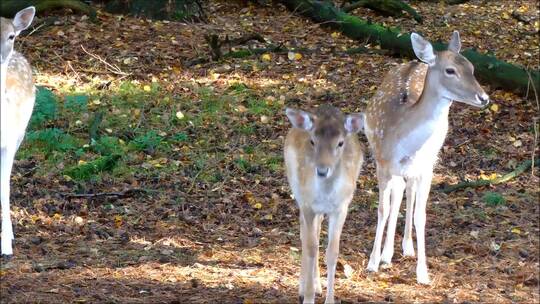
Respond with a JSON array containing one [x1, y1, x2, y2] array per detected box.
[[519, 249, 529, 258], [74, 216, 84, 225], [161, 249, 174, 256], [252, 227, 263, 237]]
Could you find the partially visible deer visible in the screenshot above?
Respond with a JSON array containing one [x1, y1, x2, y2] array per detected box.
[[364, 31, 489, 284], [284, 105, 364, 304], [1, 6, 36, 256]]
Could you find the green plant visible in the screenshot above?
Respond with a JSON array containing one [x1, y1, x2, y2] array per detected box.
[[91, 136, 123, 155], [29, 86, 58, 128], [64, 94, 88, 113], [26, 128, 78, 153], [64, 154, 121, 181], [171, 132, 189, 142], [482, 191, 505, 206], [130, 130, 164, 153], [228, 82, 249, 93]]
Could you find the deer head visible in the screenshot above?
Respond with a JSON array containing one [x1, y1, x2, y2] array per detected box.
[[286, 105, 364, 179], [1, 6, 35, 65], [411, 31, 489, 107]]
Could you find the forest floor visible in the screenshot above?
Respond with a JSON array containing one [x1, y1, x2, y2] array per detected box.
[[1, 0, 539, 303]]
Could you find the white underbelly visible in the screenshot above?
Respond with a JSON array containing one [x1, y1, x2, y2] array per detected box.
[[391, 118, 448, 177]]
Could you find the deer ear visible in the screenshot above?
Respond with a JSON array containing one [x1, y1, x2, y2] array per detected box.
[[411, 33, 436, 66], [344, 113, 365, 134], [286, 108, 314, 130], [13, 6, 35, 34], [448, 30, 461, 53]]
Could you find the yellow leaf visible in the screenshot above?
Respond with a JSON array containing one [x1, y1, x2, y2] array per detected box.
[[253, 202, 262, 209], [261, 53, 271, 61], [331, 32, 340, 38], [31, 214, 40, 223], [263, 214, 273, 220], [176, 111, 185, 119], [511, 227, 521, 234], [53, 213, 62, 221], [78, 160, 87, 165], [143, 85, 151, 92], [294, 53, 302, 60], [114, 215, 123, 228], [490, 104, 499, 112]]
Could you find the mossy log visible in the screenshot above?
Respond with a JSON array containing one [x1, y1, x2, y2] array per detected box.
[[0, 0, 96, 19], [280, 0, 540, 98], [440, 159, 540, 193]]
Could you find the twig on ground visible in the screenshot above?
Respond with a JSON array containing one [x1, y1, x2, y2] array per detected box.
[[59, 188, 152, 199], [80, 45, 131, 76]]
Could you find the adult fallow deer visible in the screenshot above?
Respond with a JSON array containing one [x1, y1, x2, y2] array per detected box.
[[364, 31, 489, 284]]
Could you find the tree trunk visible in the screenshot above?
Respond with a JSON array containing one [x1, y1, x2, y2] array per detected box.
[[0, 0, 96, 19], [280, 0, 539, 98]]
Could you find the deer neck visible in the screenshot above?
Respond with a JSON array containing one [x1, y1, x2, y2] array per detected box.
[[415, 69, 453, 124]]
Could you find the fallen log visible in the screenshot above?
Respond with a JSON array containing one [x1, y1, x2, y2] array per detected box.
[[440, 159, 540, 193], [0, 0, 96, 19], [279, 0, 540, 98]]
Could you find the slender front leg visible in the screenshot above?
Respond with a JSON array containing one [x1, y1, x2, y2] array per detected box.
[[414, 172, 433, 284], [381, 176, 406, 265], [299, 208, 319, 304], [367, 171, 392, 272], [325, 208, 348, 304], [402, 178, 417, 257], [313, 214, 323, 295], [1, 147, 16, 255]]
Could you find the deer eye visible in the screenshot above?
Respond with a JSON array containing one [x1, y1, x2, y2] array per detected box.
[[8, 34, 15, 40], [337, 141, 344, 148], [445, 68, 456, 75], [309, 139, 315, 146]]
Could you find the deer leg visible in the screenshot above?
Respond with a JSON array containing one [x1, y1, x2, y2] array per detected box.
[[367, 172, 392, 272], [1, 147, 16, 255], [414, 172, 433, 284], [402, 178, 417, 257], [299, 208, 319, 304], [325, 208, 348, 304], [381, 176, 406, 265], [313, 214, 323, 295]]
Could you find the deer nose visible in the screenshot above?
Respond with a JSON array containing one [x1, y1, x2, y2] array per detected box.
[[316, 167, 329, 178], [476, 93, 489, 106]]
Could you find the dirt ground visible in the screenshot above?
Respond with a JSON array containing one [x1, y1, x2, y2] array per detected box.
[[1, 0, 539, 303]]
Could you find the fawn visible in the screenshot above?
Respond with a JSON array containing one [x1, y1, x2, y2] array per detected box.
[[364, 31, 489, 284], [1, 6, 36, 256], [284, 105, 364, 304]]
